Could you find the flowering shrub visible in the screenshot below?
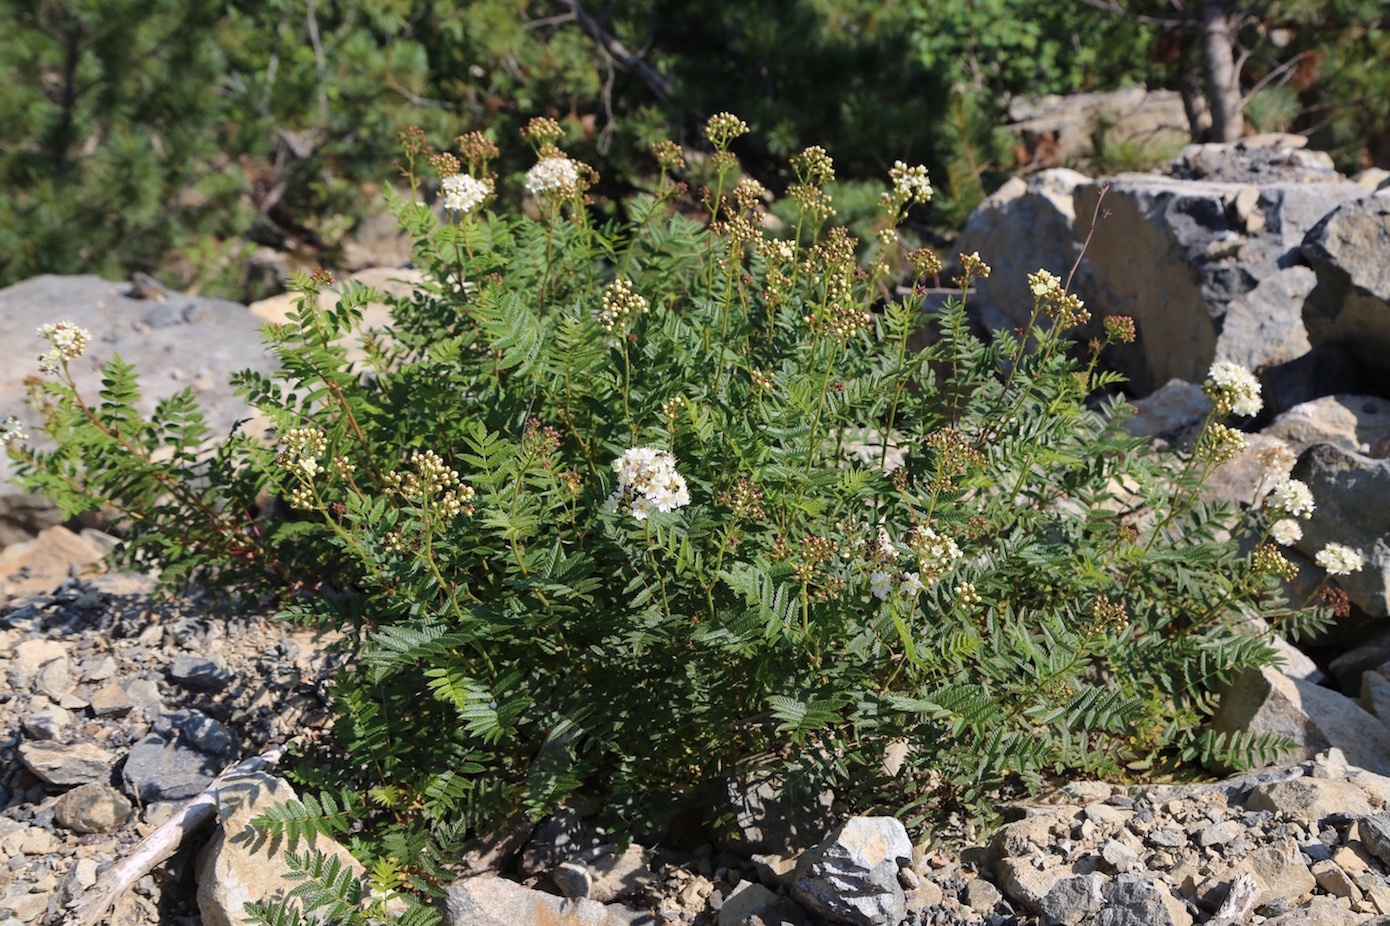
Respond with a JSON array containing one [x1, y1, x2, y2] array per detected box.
[[5, 116, 1360, 919]]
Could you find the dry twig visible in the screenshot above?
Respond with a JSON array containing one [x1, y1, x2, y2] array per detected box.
[[67, 744, 292, 926]]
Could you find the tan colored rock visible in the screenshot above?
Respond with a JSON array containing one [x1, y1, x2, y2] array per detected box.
[[443, 874, 618, 926], [88, 681, 134, 718], [1265, 395, 1390, 456], [1200, 433, 1293, 508], [1245, 778, 1372, 824], [1238, 839, 1317, 908], [18, 741, 116, 787], [1331, 841, 1375, 877], [1124, 380, 1209, 442], [1353, 168, 1390, 193], [0, 525, 106, 598], [54, 781, 132, 834], [248, 267, 424, 365], [994, 858, 1070, 915], [586, 843, 656, 904], [197, 772, 366, 926], [1212, 665, 1390, 774], [1310, 860, 1360, 901], [954, 168, 1093, 337], [1265, 895, 1365, 926], [8, 639, 68, 691]]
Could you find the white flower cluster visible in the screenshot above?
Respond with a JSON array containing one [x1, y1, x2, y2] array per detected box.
[[604, 447, 690, 520], [598, 278, 649, 333], [910, 526, 962, 581], [871, 526, 965, 601], [525, 157, 579, 196], [441, 172, 491, 214], [1204, 360, 1262, 418], [1265, 477, 1315, 519], [1027, 268, 1063, 298], [1315, 542, 1365, 576], [383, 449, 475, 520], [1025, 267, 1088, 327], [1270, 518, 1302, 546], [889, 161, 932, 204], [36, 321, 92, 374], [764, 239, 796, 264], [278, 427, 328, 481], [0, 415, 27, 448]]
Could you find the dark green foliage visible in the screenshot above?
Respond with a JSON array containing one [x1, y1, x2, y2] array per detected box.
[[5, 0, 1385, 302], [10, 127, 1333, 920]]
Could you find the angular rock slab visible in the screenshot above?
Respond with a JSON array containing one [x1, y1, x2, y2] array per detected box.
[[1302, 196, 1390, 379], [0, 274, 279, 487], [1291, 443, 1390, 615], [1212, 666, 1390, 775], [196, 772, 366, 926], [444, 874, 633, 926], [18, 741, 115, 787], [1265, 395, 1390, 457], [1245, 777, 1372, 825], [1095, 875, 1192, 926], [1039, 872, 1107, 926], [1074, 174, 1366, 395], [123, 709, 239, 802], [0, 524, 110, 602], [791, 816, 912, 926], [953, 168, 1095, 336]]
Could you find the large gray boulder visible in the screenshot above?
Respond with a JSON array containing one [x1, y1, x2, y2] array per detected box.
[[1291, 443, 1390, 615], [0, 275, 279, 546], [791, 816, 912, 926], [1302, 196, 1390, 387], [1073, 172, 1366, 395], [1264, 395, 1390, 457], [197, 772, 367, 926], [0, 276, 277, 482], [1212, 666, 1390, 774], [954, 169, 1095, 335], [1007, 88, 1191, 169]]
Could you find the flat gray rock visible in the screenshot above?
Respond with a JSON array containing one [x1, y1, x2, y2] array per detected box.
[[791, 816, 911, 926], [122, 708, 239, 801], [17, 740, 115, 787], [167, 653, 232, 692], [0, 274, 276, 509], [1302, 196, 1390, 377]]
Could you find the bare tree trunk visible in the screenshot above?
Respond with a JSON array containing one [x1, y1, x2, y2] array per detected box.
[[1178, 68, 1212, 140], [1199, 0, 1244, 141]]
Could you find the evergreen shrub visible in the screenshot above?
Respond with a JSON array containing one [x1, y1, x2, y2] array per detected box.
[[5, 115, 1349, 923]]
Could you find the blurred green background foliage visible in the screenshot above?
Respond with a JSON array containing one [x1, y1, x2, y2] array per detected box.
[[1, 0, 1386, 299]]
